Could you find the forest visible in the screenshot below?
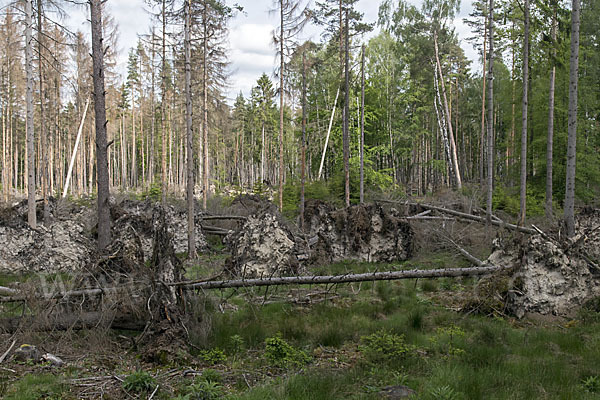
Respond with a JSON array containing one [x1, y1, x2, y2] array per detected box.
[[0, 0, 600, 398]]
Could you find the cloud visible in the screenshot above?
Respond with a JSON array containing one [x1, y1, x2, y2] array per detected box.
[[230, 23, 276, 55]]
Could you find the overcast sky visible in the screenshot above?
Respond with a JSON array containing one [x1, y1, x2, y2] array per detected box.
[[57, 0, 479, 104]]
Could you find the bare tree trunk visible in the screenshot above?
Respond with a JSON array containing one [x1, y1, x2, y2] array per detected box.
[[360, 44, 365, 204], [318, 88, 339, 180], [545, 6, 557, 219], [564, 0, 580, 237], [161, 0, 168, 203], [479, 16, 488, 186], [202, 4, 209, 210], [63, 98, 90, 198], [25, 0, 36, 229], [486, 0, 494, 225], [37, 0, 49, 223], [300, 52, 307, 229], [519, 0, 530, 227], [90, 0, 111, 250], [184, 0, 196, 259], [278, 0, 285, 211], [434, 33, 462, 189], [343, 9, 350, 207]]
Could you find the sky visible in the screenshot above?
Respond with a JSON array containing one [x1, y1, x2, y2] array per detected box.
[[57, 0, 480, 105]]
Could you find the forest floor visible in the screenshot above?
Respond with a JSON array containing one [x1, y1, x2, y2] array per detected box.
[[1, 248, 600, 400]]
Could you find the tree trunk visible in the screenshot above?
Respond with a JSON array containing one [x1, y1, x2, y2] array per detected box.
[[279, 0, 285, 211], [360, 44, 365, 204], [486, 0, 494, 225], [184, 0, 196, 259], [90, 0, 111, 250], [300, 52, 307, 229], [434, 33, 462, 189], [37, 0, 50, 223], [519, 0, 530, 226], [25, 0, 36, 229], [161, 0, 168, 203], [564, 0, 580, 237], [479, 15, 488, 186], [343, 9, 350, 207], [202, 4, 209, 210], [545, 6, 557, 219]]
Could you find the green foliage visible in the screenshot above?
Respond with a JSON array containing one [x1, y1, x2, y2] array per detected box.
[[428, 325, 466, 357], [427, 385, 461, 400], [359, 329, 412, 364], [492, 185, 545, 217], [2, 374, 65, 400], [138, 180, 162, 201], [264, 334, 311, 368], [122, 370, 156, 394], [198, 348, 227, 365], [581, 376, 600, 393]]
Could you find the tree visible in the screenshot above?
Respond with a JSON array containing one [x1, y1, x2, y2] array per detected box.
[[90, 0, 111, 250], [25, 0, 36, 229], [184, 0, 196, 259], [545, 1, 558, 219], [273, 0, 310, 211], [518, 0, 530, 226], [486, 0, 494, 225], [343, 9, 350, 207], [564, 0, 580, 237]]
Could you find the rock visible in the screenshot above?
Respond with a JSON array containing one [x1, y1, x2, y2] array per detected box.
[[41, 353, 64, 367], [303, 200, 413, 264], [380, 385, 416, 399], [224, 212, 302, 277], [12, 344, 41, 363]]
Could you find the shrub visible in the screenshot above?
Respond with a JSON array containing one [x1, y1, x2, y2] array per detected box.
[[122, 371, 156, 394], [264, 334, 311, 368], [359, 330, 412, 364], [582, 376, 600, 393], [198, 348, 227, 365]]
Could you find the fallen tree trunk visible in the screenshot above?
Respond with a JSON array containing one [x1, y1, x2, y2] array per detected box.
[[202, 215, 247, 221], [182, 265, 507, 290], [397, 201, 536, 234], [0, 265, 507, 303]]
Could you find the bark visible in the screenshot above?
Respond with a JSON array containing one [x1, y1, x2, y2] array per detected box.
[[90, 0, 111, 250], [63, 98, 90, 198], [184, 0, 196, 259], [278, 0, 284, 211], [486, 0, 494, 225], [300, 52, 307, 229], [434, 33, 462, 189], [360, 44, 365, 204], [202, 4, 209, 210], [564, 0, 580, 237], [545, 7, 557, 219], [318, 87, 339, 180], [479, 16, 488, 186], [161, 0, 168, 203], [519, 0, 530, 226], [343, 9, 350, 207], [37, 0, 49, 223], [25, 0, 36, 229]]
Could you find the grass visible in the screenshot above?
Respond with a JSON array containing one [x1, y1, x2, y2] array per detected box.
[[2, 260, 600, 399]]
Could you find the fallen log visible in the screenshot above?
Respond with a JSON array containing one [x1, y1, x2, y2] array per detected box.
[[0, 265, 507, 303], [400, 202, 536, 234], [181, 265, 507, 290], [202, 215, 247, 221], [0, 286, 17, 297]]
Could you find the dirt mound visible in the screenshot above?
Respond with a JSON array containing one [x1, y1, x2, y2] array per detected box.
[[477, 210, 600, 318], [302, 200, 413, 264], [224, 211, 304, 278]]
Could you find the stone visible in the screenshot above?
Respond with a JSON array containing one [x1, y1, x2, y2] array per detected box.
[[12, 344, 41, 363]]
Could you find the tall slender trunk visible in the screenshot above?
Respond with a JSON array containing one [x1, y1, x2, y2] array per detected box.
[[161, 0, 167, 203], [202, 4, 209, 210], [343, 9, 350, 207], [486, 0, 494, 225], [564, 0, 580, 237], [278, 0, 285, 211], [545, 5, 557, 219], [519, 0, 530, 226], [25, 0, 36, 228], [37, 0, 50, 222], [434, 33, 462, 189], [479, 15, 488, 186], [360, 44, 365, 204], [300, 52, 307, 229], [90, 0, 111, 250], [184, 0, 196, 259]]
